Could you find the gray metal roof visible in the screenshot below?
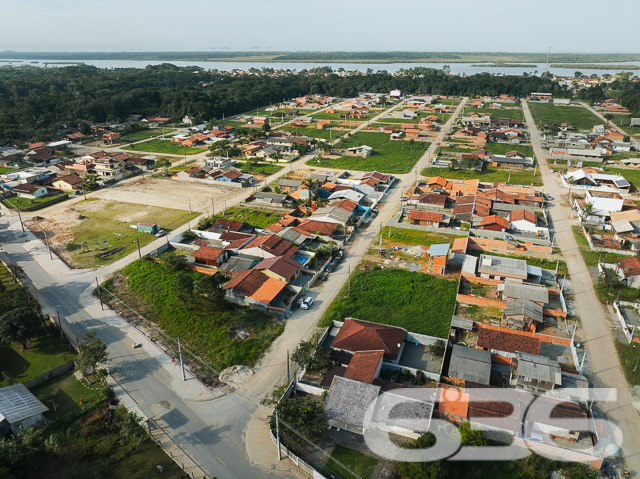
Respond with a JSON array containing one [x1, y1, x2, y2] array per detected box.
[[451, 316, 474, 330], [461, 254, 478, 274], [277, 179, 303, 188], [0, 384, 48, 424], [516, 352, 562, 385], [325, 376, 381, 428], [313, 206, 352, 224], [503, 283, 549, 304], [277, 227, 309, 245], [505, 298, 544, 323], [220, 254, 261, 273], [448, 345, 491, 385], [478, 254, 527, 279], [427, 243, 450, 257]]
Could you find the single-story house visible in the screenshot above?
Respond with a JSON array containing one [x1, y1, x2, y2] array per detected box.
[[407, 210, 444, 227], [11, 183, 48, 199], [191, 246, 228, 267], [52, 174, 84, 192], [618, 256, 640, 288], [255, 255, 303, 282], [479, 215, 509, 232], [0, 384, 48, 437], [447, 345, 491, 385]]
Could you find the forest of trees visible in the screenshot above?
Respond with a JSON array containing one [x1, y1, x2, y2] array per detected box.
[[0, 64, 568, 141]]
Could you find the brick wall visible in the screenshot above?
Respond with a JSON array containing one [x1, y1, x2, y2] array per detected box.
[[468, 237, 552, 255], [461, 273, 502, 286], [474, 322, 572, 346], [457, 294, 506, 309]]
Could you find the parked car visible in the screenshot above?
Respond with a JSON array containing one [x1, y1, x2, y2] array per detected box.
[[304, 296, 314, 307], [132, 342, 142, 349], [326, 262, 336, 273], [549, 168, 555, 173], [155, 229, 166, 237]]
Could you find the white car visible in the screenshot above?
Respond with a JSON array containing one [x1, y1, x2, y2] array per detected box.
[[132, 342, 142, 349], [304, 296, 314, 307]]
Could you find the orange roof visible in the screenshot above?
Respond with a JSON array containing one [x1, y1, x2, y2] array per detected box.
[[510, 209, 537, 224], [438, 388, 469, 418], [344, 350, 384, 384], [480, 215, 509, 229], [426, 176, 447, 188], [408, 210, 444, 222], [250, 276, 288, 304], [452, 237, 468, 254]]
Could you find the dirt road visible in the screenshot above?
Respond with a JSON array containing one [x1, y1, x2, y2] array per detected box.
[[523, 100, 640, 472]]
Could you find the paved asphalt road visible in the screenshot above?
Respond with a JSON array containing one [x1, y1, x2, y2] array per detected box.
[[523, 100, 640, 473]]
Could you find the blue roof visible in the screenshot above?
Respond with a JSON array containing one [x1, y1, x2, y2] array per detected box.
[[427, 243, 450, 257]]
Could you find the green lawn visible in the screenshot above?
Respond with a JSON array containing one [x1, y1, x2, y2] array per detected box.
[[212, 120, 247, 128], [311, 111, 377, 121], [485, 143, 535, 158], [0, 166, 16, 174], [120, 128, 164, 142], [309, 131, 430, 174], [286, 127, 342, 140], [3, 192, 68, 210], [377, 111, 451, 124], [421, 165, 543, 186], [606, 168, 640, 191], [320, 268, 458, 338], [112, 259, 284, 369], [464, 107, 524, 121], [382, 227, 467, 247], [204, 206, 286, 229], [238, 162, 283, 176], [614, 115, 640, 137], [62, 199, 199, 269], [571, 225, 628, 267], [615, 340, 640, 386], [32, 374, 104, 426], [0, 334, 76, 387], [122, 139, 203, 155], [324, 445, 379, 479], [528, 102, 602, 131]]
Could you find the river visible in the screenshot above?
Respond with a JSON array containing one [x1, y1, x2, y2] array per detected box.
[[1, 59, 639, 77]]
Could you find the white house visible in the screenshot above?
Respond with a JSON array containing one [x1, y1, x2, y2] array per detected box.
[[509, 209, 548, 236]]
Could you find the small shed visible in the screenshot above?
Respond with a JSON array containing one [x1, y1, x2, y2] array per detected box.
[[0, 384, 49, 437], [136, 222, 159, 234]]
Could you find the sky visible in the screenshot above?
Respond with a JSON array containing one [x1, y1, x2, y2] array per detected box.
[[0, 0, 638, 53]]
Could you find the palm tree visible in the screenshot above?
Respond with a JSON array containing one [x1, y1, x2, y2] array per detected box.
[[581, 201, 595, 219], [303, 178, 319, 191]]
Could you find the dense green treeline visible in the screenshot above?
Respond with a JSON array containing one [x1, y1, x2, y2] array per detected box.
[[0, 64, 566, 139]]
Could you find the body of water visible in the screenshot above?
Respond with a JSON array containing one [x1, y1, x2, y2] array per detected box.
[[1, 59, 639, 77]]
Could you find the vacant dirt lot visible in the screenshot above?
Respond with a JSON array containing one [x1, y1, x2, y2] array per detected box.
[[90, 177, 247, 216]]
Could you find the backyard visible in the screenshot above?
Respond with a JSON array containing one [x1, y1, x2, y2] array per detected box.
[[528, 102, 602, 131], [120, 128, 165, 143], [464, 107, 524, 121], [309, 131, 430, 174], [320, 268, 458, 338], [485, 142, 535, 158], [3, 192, 68, 211], [421, 165, 543, 186], [123, 139, 203, 155], [238, 161, 283, 177], [615, 340, 640, 386], [203, 205, 286, 229], [25, 198, 199, 269], [285, 126, 343, 140], [381, 227, 467, 248], [106, 258, 285, 370], [323, 445, 379, 479], [571, 225, 628, 267]]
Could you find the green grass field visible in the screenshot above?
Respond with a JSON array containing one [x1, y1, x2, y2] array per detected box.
[[207, 206, 285, 229], [3, 192, 68, 210], [485, 142, 535, 157], [309, 131, 429, 174], [120, 128, 164, 142], [320, 268, 458, 338], [467, 249, 568, 276], [381, 227, 467, 247], [464, 107, 524, 121], [0, 335, 76, 387], [323, 446, 379, 479], [123, 139, 203, 155], [286, 126, 342, 140], [33, 374, 104, 425], [114, 259, 284, 369], [213, 120, 247, 128], [615, 340, 640, 386], [62, 199, 199, 268], [614, 115, 640, 137], [0, 166, 16, 174], [311, 111, 377, 121], [238, 162, 283, 176], [605, 167, 640, 191], [528, 102, 602, 131], [421, 165, 543, 186]]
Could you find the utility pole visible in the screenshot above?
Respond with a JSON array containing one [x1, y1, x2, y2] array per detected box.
[[96, 277, 104, 310], [57, 310, 63, 338], [178, 337, 186, 381], [44, 232, 53, 260], [348, 265, 351, 294], [287, 350, 290, 382], [211, 198, 214, 214], [136, 237, 141, 259], [188, 198, 192, 214]]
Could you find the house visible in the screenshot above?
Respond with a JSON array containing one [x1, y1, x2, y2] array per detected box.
[[417, 193, 448, 209], [331, 318, 406, 363], [504, 298, 544, 331], [191, 246, 228, 267], [617, 256, 640, 288], [343, 350, 385, 384], [176, 167, 201, 180], [102, 132, 120, 145], [325, 376, 381, 435], [490, 155, 534, 168], [312, 206, 353, 227], [346, 145, 372, 158], [211, 219, 254, 234], [476, 327, 541, 357], [277, 179, 304, 192], [477, 254, 528, 282], [0, 384, 49, 437], [408, 210, 444, 227], [255, 255, 303, 282], [93, 157, 124, 180], [447, 345, 491, 385], [240, 234, 298, 259], [453, 196, 491, 222], [219, 254, 262, 275], [251, 191, 294, 207], [479, 215, 509, 232], [514, 352, 562, 393], [427, 243, 450, 274], [11, 183, 48, 198], [222, 268, 288, 309], [509, 210, 541, 234], [205, 157, 234, 168], [52, 174, 84, 192], [361, 171, 392, 185]]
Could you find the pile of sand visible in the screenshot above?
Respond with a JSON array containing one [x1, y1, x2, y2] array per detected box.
[[219, 365, 254, 389]]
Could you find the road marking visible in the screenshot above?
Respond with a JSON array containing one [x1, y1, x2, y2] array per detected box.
[[145, 388, 153, 396], [172, 414, 179, 422], [194, 434, 202, 443], [216, 456, 227, 466]]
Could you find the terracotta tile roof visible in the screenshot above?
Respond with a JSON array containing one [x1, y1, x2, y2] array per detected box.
[[90, 151, 108, 159], [220, 231, 253, 242], [251, 276, 288, 305], [212, 219, 246, 232], [418, 193, 447, 206], [477, 328, 540, 355], [408, 210, 444, 222], [426, 176, 448, 188], [255, 255, 302, 281], [223, 269, 267, 296], [183, 167, 201, 175], [192, 246, 224, 262], [618, 256, 640, 278], [195, 239, 209, 247], [12, 183, 41, 195], [478, 188, 515, 204], [452, 237, 468, 254], [330, 199, 358, 212], [344, 350, 384, 384], [480, 215, 509, 229], [438, 387, 470, 418], [362, 171, 390, 183], [360, 177, 380, 188], [266, 215, 300, 233], [242, 234, 298, 257], [296, 219, 339, 236], [332, 319, 406, 361], [510, 209, 537, 224], [55, 173, 84, 186]]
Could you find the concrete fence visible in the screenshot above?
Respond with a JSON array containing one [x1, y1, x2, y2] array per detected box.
[[24, 360, 75, 389], [474, 322, 573, 346], [457, 294, 506, 309]]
